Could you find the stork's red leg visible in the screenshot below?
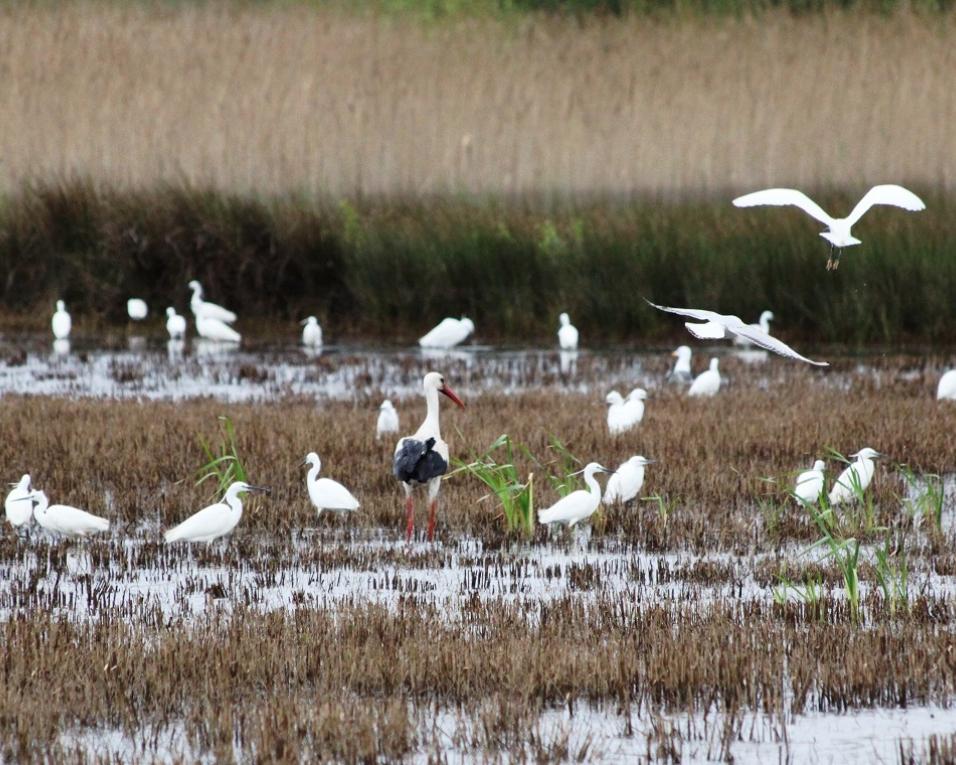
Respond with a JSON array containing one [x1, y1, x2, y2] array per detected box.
[[405, 495, 415, 542], [426, 499, 438, 541]]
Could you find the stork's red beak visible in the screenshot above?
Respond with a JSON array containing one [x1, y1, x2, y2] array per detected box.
[[440, 384, 465, 409]]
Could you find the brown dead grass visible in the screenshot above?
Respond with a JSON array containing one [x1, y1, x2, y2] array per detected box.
[[1, 4, 955, 197]]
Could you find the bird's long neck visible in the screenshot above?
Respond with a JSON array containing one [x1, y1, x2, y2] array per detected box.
[[583, 468, 601, 499], [760, 317, 770, 333], [224, 489, 244, 515], [308, 463, 321, 484], [418, 386, 441, 438]]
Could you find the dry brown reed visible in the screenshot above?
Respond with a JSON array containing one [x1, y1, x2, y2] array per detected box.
[[2, 4, 956, 197]]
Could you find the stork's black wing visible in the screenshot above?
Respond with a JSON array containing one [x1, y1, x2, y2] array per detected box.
[[393, 437, 448, 484]]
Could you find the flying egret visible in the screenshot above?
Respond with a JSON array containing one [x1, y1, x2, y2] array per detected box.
[[606, 391, 630, 435], [733, 311, 774, 347], [793, 460, 825, 505], [52, 300, 71, 340], [164, 482, 269, 543], [376, 399, 400, 440], [301, 316, 323, 347], [733, 185, 925, 270], [303, 452, 360, 516], [668, 346, 693, 384], [623, 388, 647, 427], [604, 456, 655, 505], [538, 462, 612, 527], [196, 315, 241, 344], [689, 358, 721, 397], [645, 300, 828, 366], [393, 372, 464, 541], [937, 370, 956, 401], [5, 474, 33, 527], [188, 280, 237, 324], [828, 448, 881, 506], [127, 299, 148, 320], [558, 312, 579, 350], [165, 307, 187, 339], [418, 317, 475, 349], [31, 491, 109, 538]]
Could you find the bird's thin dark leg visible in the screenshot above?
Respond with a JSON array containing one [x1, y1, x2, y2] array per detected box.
[[826, 245, 835, 271], [405, 495, 415, 542], [833, 248, 842, 270], [427, 499, 438, 541]]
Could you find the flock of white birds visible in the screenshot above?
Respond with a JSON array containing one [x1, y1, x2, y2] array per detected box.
[[11, 184, 955, 541]]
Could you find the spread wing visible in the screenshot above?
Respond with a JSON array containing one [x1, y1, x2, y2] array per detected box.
[[644, 300, 727, 325], [845, 184, 926, 227], [684, 321, 727, 340], [729, 324, 828, 366], [733, 188, 834, 227]]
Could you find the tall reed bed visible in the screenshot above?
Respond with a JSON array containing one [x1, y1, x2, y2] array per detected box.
[[1, 4, 956, 196]]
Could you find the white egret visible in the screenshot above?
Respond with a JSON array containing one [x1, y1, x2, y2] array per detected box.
[[646, 300, 828, 366], [606, 391, 629, 435], [793, 460, 825, 505], [188, 280, 237, 323], [5, 474, 33, 527], [604, 456, 655, 505], [164, 482, 269, 543], [127, 299, 148, 320], [393, 372, 464, 541], [301, 316, 323, 347], [623, 388, 647, 427], [937, 370, 956, 401], [733, 185, 925, 270], [196, 315, 241, 344], [538, 462, 612, 527], [668, 345, 693, 383], [557, 313, 579, 350], [52, 300, 71, 339], [165, 307, 187, 339], [689, 358, 721, 397], [32, 491, 109, 538], [376, 399, 400, 440], [418, 317, 474, 349], [828, 448, 881, 506], [303, 452, 360, 515], [733, 311, 774, 347]]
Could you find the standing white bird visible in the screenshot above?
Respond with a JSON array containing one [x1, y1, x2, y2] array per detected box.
[[301, 316, 323, 347], [733, 185, 926, 270], [52, 300, 71, 339], [733, 311, 774, 347], [606, 391, 630, 435], [937, 370, 956, 401], [376, 399, 400, 440], [393, 372, 465, 541], [418, 317, 475, 349], [646, 300, 828, 366], [793, 460, 825, 506], [828, 448, 881, 506], [668, 345, 693, 383], [557, 312, 579, 350], [165, 307, 187, 339], [689, 358, 721, 397], [604, 456, 655, 505], [5, 474, 33, 527], [538, 462, 612, 526], [196, 315, 241, 344], [127, 299, 148, 320], [303, 452, 360, 515], [624, 388, 647, 426], [188, 280, 237, 324], [164, 482, 269, 543], [32, 491, 109, 538]]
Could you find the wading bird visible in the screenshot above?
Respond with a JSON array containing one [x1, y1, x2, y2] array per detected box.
[[828, 448, 881, 506], [52, 300, 71, 340], [301, 316, 323, 347], [793, 460, 825, 505], [623, 388, 647, 426], [538, 462, 613, 527], [937, 370, 956, 401], [165, 307, 187, 340], [606, 391, 629, 435], [689, 358, 721, 397], [604, 456, 654, 505], [733, 311, 774, 347], [164, 481, 269, 543], [196, 315, 241, 344], [5, 474, 33, 528], [188, 280, 237, 324], [645, 300, 828, 366], [557, 312, 579, 350], [31, 491, 109, 538], [668, 345, 693, 384], [303, 452, 359, 516], [733, 185, 925, 270], [393, 372, 464, 542], [376, 399, 400, 440], [127, 299, 148, 320], [418, 317, 474, 349]]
